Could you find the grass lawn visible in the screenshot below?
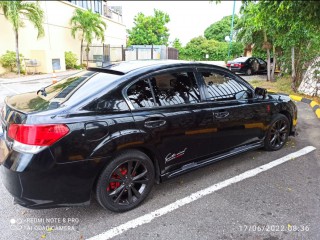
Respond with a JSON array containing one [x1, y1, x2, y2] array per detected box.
[[250, 76, 320, 104]]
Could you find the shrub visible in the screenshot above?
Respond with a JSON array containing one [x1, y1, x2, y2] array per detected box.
[[74, 65, 83, 70], [65, 51, 78, 69], [179, 36, 244, 62], [0, 51, 24, 72]]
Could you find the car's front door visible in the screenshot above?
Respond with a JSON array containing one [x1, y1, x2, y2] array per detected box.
[[196, 67, 271, 153], [125, 68, 216, 173]]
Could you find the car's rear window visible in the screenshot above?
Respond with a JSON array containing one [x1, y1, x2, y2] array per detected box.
[[37, 71, 121, 109]]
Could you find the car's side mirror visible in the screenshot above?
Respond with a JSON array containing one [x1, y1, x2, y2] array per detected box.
[[255, 87, 267, 99]]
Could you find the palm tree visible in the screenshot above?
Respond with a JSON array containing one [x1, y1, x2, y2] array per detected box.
[[0, 1, 44, 75], [70, 9, 106, 68]]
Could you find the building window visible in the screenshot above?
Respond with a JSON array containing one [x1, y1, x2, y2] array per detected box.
[[94, 1, 102, 14], [52, 59, 61, 70], [69, 0, 102, 15]]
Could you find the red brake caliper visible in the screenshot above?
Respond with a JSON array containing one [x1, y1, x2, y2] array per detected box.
[[107, 167, 128, 192]]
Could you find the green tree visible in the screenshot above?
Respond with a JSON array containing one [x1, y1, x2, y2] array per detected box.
[[204, 15, 239, 42], [171, 38, 186, 60], [236, 3, 274, 81], [258, 0, 320, 90], [127, 9, 170, 46], [70, 9, 106, 68], [172, 38, 183, 50], [0, 0, 44, 75], [239, 0, 320, 90], [181, 36, 243, 61]]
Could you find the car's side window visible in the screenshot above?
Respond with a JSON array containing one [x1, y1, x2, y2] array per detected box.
[[199, 71, 250, 101], [127, 71, 200, 109], [84, 90, 130, 112], [148, 71, 200, 106], [127, 79, 156, 108]]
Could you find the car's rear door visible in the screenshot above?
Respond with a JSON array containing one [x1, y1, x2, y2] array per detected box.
[[196, 67, 271, 153], [125, 67, 216, 173]]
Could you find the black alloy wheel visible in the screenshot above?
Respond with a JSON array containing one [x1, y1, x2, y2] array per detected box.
[[246, 68, 252, 76], [264, 114, 289, 151], [96, 150, 154, 212]]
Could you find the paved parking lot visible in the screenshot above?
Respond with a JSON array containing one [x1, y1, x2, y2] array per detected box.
[[0, 78, 319, 240]]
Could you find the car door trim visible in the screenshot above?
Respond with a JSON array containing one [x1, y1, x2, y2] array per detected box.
[[164, 141, 264, 179]]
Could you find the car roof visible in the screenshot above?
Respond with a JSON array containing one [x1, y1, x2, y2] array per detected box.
[[232, 57, 249, 62], [88, 60, 223, 75], [88, 60, 187, 74]]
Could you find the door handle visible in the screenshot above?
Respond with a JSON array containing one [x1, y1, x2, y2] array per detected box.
[[144, 119, 166, 128], [214, 111, 229, 119]]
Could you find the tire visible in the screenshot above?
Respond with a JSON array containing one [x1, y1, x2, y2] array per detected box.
[[246, 68, 252, 76], [95, 150, 155, 212], [264, 114, 290, 151]]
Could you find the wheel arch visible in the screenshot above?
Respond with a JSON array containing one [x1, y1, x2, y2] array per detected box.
[[91, 145, 162, 194], [279, 110, 293, 132]]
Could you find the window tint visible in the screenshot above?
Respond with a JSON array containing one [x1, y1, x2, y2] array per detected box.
[[15, 71, 122, 112], [149, 71, 200, 106], [127, 79, 155, 108], [84, 90, 129, 112], [200, 71, 249, 101]]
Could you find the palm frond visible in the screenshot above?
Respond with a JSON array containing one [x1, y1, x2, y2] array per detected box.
[[70, 8, 107, 45], [0, 0, 44, 37]]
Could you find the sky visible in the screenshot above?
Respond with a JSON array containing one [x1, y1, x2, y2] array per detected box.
[[108, 1, 242, 46]]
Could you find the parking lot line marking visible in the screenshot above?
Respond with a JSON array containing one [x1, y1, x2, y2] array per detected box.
[[87, 146, 316, 240], [0, 83, 21, 94]]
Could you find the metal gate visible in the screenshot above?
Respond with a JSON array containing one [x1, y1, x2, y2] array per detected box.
[[81, 44, 178, 65]]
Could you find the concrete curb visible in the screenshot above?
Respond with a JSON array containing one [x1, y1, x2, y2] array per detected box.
[[289, 94, 320, 119]]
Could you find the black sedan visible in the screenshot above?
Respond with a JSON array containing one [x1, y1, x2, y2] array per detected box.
[[227, 57, 267, 75], [0, 60, 297, 212]]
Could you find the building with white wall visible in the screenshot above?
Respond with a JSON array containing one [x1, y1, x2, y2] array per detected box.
[[0, 0, 126, 74]]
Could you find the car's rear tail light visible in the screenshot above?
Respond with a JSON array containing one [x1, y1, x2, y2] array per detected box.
[[234, 63, 243, 68], [227, 63, 231, 67], [8, 124, 69, 153]]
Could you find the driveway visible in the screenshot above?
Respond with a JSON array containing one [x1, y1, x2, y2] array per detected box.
[[240, 74, 267, 82], [0, 79, 319, 240]]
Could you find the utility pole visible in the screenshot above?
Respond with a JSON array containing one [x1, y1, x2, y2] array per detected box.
[[227, 0, 236, 59]]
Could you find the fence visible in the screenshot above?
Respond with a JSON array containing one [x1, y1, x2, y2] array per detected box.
[[81, 44, 178, 66]]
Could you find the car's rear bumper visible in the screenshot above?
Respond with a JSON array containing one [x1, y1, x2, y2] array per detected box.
[[229, 67, 245, 73], [0, 139, 100, 209], [0, 163, 92, 209]]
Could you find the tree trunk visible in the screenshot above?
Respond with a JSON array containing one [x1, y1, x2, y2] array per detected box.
[[291, 46, 297, 92], [86, 43, 89, 69], [15, 30, 21, 76], [263, 31, 271, 82], [80, 38, 83, 66], [271, 45, 276, 82], [266, 49, 271, 81]]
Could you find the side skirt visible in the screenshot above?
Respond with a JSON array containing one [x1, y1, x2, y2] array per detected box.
[[161, 141, 264, 181]]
